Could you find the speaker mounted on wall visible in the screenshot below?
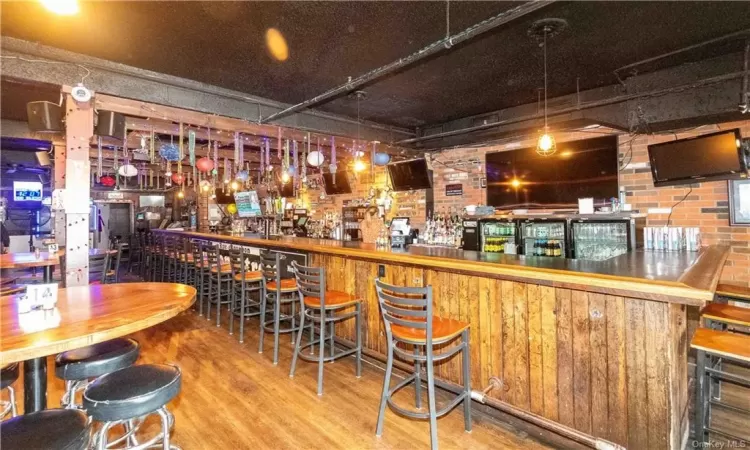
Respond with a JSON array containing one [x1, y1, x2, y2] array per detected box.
[[95, 110, 126, 140], [26, 101, 63, 133]]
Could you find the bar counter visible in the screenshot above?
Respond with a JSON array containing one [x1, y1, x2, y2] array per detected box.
[[155, 229, 730, 449]]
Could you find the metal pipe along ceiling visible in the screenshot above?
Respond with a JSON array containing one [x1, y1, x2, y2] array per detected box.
[[396, 69, 750, 146], [260, 0, 557, 125]]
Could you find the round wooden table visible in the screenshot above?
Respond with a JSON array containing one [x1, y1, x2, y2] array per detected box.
[[0, 282, 196, 413], [0, 249, 117, 283]]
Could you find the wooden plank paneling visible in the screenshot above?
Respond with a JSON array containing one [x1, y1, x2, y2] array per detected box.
[[571, 290, 592, 434], [513, 282, 530, 409], [646, 301, 669, 450], [589, 293, 608, 438], [501, 280, 515, 404], [490, 279, 503, 397], [527, 284, 544, 415], [556, 288, 575, 428], [605, 296, 628, 447], [540, 286, 558, 421], [626, 299, 648, 449], [669, 303, 689, 450], [468, 276, 481, 389]]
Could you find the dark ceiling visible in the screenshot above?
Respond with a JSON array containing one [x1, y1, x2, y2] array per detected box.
[[2, 1, 750, 130]]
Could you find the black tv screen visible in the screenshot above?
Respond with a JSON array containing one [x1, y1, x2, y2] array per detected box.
[[648, 129, 746, 187], [322, 171, 353, 195], [215, 188, 235, 205], [387, 159, 432, 191], [486, 136, 619, 209]]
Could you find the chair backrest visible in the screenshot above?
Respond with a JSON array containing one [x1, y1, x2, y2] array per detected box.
[[228, 248, 246, 278], [203, 243, 220, 270], [374, 278, 433, 344], [260, 251, 281, 286], [89, 253, 110, 284], [109, 243, 125, 282], [291, 261, 324, 305], [190, 240, 203, 266]]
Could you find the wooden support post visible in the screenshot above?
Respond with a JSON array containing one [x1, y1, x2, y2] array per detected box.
[[63, 89, 94, 287]]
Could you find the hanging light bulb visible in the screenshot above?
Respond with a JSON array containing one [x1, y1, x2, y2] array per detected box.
[[536, 25, 557, 157], [41, 0, 79, 15], [353, 159, 367, 173], [177, 191, 185, 199], [281, 172, 291, 184], [230, 180, 239, 190]]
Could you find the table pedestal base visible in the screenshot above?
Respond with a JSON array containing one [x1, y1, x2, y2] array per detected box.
[[23, 357, 47, 413]]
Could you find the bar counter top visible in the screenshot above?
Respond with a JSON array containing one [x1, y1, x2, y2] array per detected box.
[[155, 229, 729, 305]]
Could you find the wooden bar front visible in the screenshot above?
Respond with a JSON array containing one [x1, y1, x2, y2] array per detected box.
[[156, 230, 729, 449]]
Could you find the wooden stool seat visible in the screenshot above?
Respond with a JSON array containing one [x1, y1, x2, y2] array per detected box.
[[691, 328, 750, 363], [716, 283, 750, 302], [0, 285, 25, 297], [209, 264, 232, 274], [266, 279, 297, 291], [392, 317, 470, 344], [701, 303, 750, 327], [234, 271, 263, 282], [303, 290, 357, 308]]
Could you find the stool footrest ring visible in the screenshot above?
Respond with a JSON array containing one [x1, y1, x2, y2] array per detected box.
[[295, 343, 358, 363]]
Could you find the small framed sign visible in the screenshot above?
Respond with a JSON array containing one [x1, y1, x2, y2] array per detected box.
[[480, 177, 487, 188], [729, 179, 750, 226], [445, 183, 463, 196]]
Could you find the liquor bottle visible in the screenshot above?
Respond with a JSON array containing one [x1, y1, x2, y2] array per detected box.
[[533, 240, 539, 256], [544, 240, 551, 256]]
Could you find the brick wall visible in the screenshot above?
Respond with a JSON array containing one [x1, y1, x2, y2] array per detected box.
[[427, 121, 750, 287]]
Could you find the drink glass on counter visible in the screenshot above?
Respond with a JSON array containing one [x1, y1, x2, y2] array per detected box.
[[643, 226, 700, 252]]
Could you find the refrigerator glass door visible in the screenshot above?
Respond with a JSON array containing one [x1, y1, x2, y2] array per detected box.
[[572, 221, 628, 261], [521, 222, 566, 257], [481, 221, 516, 253]]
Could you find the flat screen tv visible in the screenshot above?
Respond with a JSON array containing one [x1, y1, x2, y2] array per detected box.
[[386, 159, 432, 191], [648, 129, 747, 187], [322, 171, 353, 195], [486, 136, 619, 209], [215, 188, 235, 205]]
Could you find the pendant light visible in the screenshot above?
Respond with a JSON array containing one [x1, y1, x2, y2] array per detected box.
[[536, 24, 556, 157]]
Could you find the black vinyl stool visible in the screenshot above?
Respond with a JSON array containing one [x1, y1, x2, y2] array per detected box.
[[289, 261, 362, 396], [1, 363, 19, 419], [0, 409, 91, 450], [374, 279, 472, 450], [84, 364, 182, 450], [56, 338, 141, 409]]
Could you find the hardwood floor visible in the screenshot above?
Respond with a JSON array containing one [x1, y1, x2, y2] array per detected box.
[[13, 310, 551, 449]]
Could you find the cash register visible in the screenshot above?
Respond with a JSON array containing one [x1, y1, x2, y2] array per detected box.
[[390, 217, 413, 248], [293, 216, 309, 237]]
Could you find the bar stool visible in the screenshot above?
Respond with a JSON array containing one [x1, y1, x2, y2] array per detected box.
[[289, 261, 361, 396], [692, 327, 750, 445], [55, 338, 140, 409], [258, 251, 301, 365], [84, 364, 181, 450], [0, 409, 91, 449], [127, 233, 142, 275], [374, 279, 472, 450], [207, 246, 232, 327], [1, 363, 19, 419], [191, 241, 210, 316], [144, 232, 156, 281], [105, 242, 125, 283], [229, 248, 263, 343], [714, 283, 750, 305], [150, 233, 166, 282]]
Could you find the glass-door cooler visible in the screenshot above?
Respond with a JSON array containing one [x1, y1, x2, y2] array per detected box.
[[569, 217, 644, 261], [479, 219, 518, 253], [519, 219, 567, 258]]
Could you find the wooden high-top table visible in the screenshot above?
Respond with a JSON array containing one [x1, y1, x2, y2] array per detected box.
[[0, 248, 117, 283], [0, 283, 196, 413]]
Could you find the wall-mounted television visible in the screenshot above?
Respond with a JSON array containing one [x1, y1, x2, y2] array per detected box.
[[486, 136, 619, 209], [386, 159, 432, 191], [322, 171, 353, 195], [648, 129, 747, 187]]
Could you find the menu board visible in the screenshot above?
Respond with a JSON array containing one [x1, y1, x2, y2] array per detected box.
[[234, 191, 262, 217]]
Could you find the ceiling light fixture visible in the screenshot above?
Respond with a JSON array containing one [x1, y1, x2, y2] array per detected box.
[[41, 0, 79, 15], [529, 18, 567, 157]]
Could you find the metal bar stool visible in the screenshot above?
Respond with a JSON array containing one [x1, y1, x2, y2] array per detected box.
[[258, 251, 302, 365], [289, 261, 361, 396], [56, 338, 140, 409], [191, 241, 210, 316], [374, 278, 472, 450], [693, 326, 750, 446], [1, 363, 19, 419], [150, 233, 165, 282], [228, 248, 263, 343], [206, 245, 232, 327], [127, 233, 142, 275], [0, 409, 91, 449], [714, 284, 750, 305], [105, 242, 125, 284], [88, 252, 110, 285], [84, 364, 181, 450]]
